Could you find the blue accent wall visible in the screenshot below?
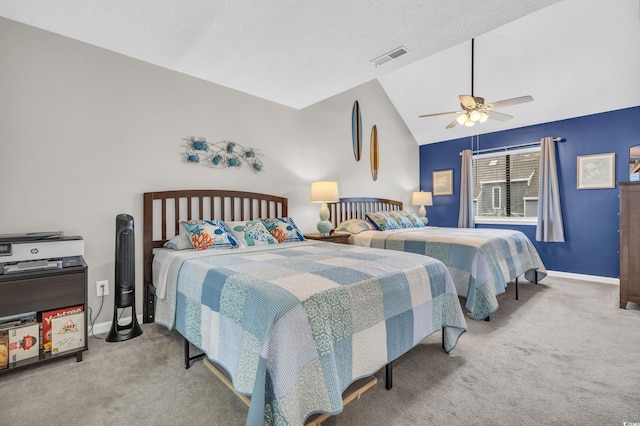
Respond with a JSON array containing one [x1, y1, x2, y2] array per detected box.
[[419, 106, 640, 278]]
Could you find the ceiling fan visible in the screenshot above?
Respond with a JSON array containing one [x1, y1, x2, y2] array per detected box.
[[419, 38, 533, 129]]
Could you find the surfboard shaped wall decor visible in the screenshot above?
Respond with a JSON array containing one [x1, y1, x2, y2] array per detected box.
[[370, 125, 379, 181], [351, 101, 362, 161]]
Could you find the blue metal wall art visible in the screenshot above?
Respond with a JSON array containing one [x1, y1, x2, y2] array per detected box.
[[183, 137, 264, 172]]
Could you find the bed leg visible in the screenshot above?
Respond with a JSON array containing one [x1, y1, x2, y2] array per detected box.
[[145, 284, 156, 323], [484, 316, 490, 321], [184, 338, 191, 369], [184, 338, 206, 369], [385, 362, 393, 390], [535, 270, 539, 284], [515, 276, 519, 301]]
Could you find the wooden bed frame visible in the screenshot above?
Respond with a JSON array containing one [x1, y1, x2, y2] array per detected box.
[[329, 196, 403, 229], [141, 189, 382, 423], [142, 189, 288, 323]]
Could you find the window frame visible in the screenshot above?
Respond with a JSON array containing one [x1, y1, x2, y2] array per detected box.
[[473, 146, 539, 225]]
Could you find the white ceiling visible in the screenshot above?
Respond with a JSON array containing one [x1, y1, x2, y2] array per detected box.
[[1, 0, 639, 145]]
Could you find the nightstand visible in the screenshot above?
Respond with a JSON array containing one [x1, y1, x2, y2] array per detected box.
[[304, 232, 351, 245]]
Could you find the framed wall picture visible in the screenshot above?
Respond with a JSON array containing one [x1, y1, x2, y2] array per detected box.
[[629, 144, 640, 181], [433, 169, 453, 196], [577, 153, 615, 189]]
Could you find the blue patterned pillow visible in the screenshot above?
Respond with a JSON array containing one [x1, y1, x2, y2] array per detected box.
[[402, 210, 426, 228], [226, 220, 278, 247], [365, 212, 400, 231], [180, 220, 238, 250], [336, 219, 374, 234], [386, 211, 414, 228], [260, 217, 306, 243]]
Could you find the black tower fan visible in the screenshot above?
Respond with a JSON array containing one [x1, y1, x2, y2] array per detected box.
[[106, 214, 143, 342]]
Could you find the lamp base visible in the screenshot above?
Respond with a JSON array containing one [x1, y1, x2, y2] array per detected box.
[[317, 220, 333, 236], [317, 201, 333, 235], [418, 205, 428, 225]]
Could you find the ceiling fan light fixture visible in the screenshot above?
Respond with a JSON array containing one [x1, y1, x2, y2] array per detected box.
[[479, 112, 489, 123], [464, 116, 475, 127], [456, 114, 468, 125], [469, 110, 482, 122]]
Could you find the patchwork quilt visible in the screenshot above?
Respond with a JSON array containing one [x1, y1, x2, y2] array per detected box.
[[153, 241, 467, 426], [350, 227, 546, 320]]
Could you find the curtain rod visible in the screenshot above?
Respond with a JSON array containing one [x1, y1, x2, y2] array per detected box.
[[459, 137, 563, 156]]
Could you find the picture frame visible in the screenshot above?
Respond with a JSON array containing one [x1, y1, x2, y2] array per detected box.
[[577, 153, 615, 189], [433, 169, 453, 196], [629, 144, 640, 181]]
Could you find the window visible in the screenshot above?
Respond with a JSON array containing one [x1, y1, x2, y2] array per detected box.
[[492, 187, 501, 209], [473, 146, 539, 223]]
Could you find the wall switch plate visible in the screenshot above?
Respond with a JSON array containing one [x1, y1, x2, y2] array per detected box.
[[96, 280, 109, 297]]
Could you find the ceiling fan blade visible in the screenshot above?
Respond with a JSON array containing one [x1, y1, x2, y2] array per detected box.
[[459, 95, 476, 109], [486, 110, 513, 122], [484, 95, 533, 109], [445, 118, 460, 129], [419, 110, 462, 118]]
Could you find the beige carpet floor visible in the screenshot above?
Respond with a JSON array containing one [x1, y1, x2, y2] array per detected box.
[[1, 275, 639, 425]]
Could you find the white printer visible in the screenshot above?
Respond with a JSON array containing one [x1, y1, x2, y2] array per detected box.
[[0, 232, 84, 275]]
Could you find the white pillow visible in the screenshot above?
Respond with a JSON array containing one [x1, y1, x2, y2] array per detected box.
[[163, 234, 193, 250], [335, 219, 374, 234]]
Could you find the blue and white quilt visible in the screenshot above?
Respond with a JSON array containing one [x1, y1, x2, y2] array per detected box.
[[350, 227, 546, 320], [153, 241, 467, 426]]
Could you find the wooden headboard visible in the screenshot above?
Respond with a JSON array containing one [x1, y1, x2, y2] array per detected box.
[[329, 197, 403, 229], [142, 189, 288, 322]]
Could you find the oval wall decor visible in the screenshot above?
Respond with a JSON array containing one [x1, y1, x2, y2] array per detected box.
[[370, 125, 379, 181], [351, 100, 362, 161]]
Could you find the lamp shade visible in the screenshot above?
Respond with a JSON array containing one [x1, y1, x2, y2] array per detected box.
[[411, 191, 433, 206], [310, 181, 339, 203]]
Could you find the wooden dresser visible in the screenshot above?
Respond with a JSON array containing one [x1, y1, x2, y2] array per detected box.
[[619, 182, 640, 309]]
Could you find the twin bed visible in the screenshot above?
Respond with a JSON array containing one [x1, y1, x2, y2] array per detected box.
[[143, 190, 467, 426]]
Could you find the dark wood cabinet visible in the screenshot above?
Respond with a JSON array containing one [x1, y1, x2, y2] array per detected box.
[[0, 262, 88, 373], [304, 232, 351, 244], [619, 182, 640, 309]]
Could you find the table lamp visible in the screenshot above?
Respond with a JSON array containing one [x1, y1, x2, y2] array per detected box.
[[412, 191, 433, 225], [310, 181, 339, 235]]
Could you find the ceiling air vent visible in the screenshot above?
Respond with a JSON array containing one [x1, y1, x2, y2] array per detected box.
[[371, 46, 409, 67]]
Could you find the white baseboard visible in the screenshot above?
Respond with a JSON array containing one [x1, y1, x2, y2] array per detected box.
[[546, 270, 619, 285], [88, 314, 144, 336]]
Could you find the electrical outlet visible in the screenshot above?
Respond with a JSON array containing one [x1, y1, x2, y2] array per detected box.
[[96, 280, 109, 297]]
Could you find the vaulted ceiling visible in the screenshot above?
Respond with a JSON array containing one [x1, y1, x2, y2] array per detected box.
[[1, 0, 639, 145]]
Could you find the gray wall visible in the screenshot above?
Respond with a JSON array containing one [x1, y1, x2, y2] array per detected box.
[[0, 17, 420, 324]]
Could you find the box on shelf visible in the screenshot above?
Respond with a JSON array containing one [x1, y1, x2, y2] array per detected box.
[[0, 312, 37, 330], [51, 312, 84, 355], [41, 305, 83, 353], [8, 322, 39, 363], [0, 329, 8, 369]]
